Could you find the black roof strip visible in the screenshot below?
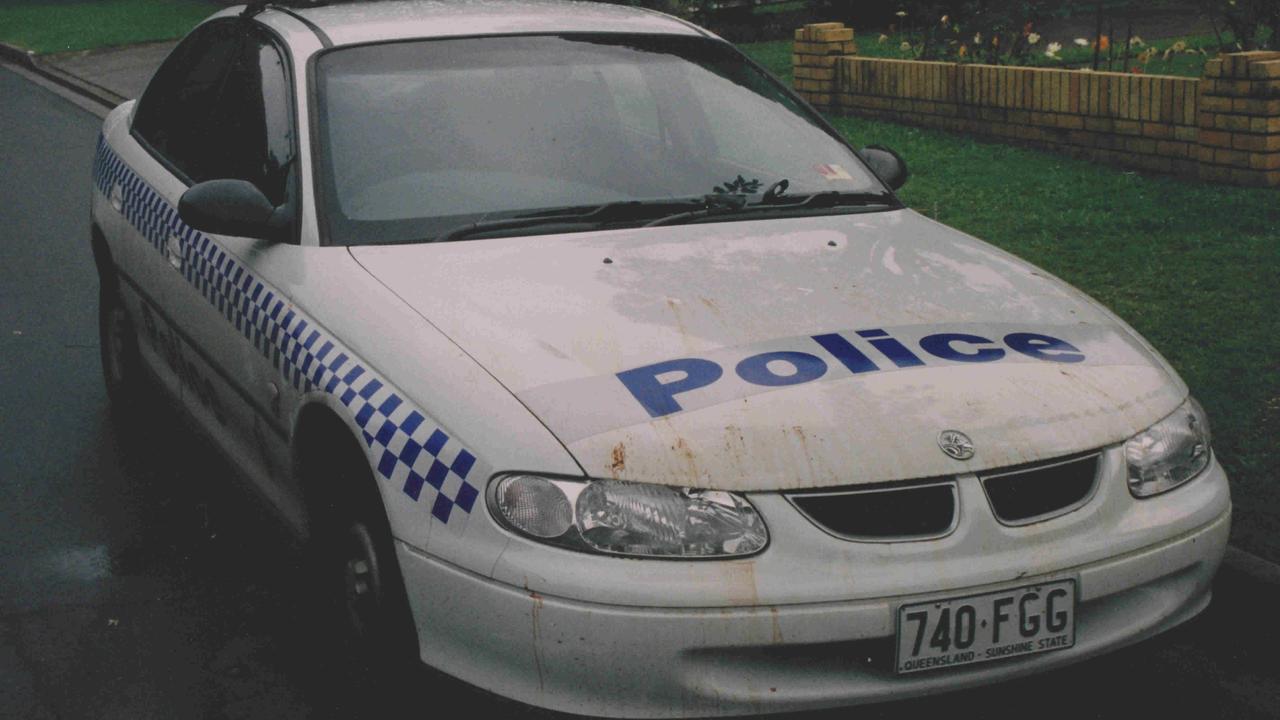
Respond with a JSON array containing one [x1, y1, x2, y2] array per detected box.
[[268, 4, 334, 48]]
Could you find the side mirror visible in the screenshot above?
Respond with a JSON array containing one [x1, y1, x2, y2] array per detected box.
[[857, 145, 910, 190], [179, 179, 283, 241]]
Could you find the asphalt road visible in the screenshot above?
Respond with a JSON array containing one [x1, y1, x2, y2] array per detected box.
[[1, 64, 1278, 720]]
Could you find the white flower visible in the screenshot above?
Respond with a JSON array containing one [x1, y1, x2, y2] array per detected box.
[[974, 32, 982, 44], [1171, 40, 1187, 52], [1131, 35, 1145, 47], [1074, 37, 1090, 46], [1028, 32, 1041, 45], [878, 33, 889, 43], [896, 10, 907, 17], [1045, 41, 1062, 58], [900, 41, 912, 51]]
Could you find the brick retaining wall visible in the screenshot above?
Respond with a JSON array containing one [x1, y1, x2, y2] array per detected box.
[[792, 23, 1280, 187]]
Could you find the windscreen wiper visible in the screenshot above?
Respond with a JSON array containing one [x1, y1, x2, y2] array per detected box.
[[642, 190, 898, 228], [436, 190, 898, 241], [436, 198, 706, 242]]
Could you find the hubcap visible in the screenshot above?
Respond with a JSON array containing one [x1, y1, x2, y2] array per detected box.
[[342, 522, 383, 640], [104, 306, 128, 388]]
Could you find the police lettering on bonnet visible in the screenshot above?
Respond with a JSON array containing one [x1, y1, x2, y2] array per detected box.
[[617, 327, 1084, 418]]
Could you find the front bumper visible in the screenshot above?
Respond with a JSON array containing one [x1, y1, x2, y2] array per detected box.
[[396, 500, 1229, 718]]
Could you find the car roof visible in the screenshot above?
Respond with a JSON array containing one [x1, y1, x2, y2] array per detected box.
[[281, 0, 707, 47]]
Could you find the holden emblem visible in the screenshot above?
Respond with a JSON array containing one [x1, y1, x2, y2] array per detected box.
[[937, 430, 975, 460]]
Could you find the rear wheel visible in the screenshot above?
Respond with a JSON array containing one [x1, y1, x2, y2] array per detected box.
[[98, 272, 148, 413]]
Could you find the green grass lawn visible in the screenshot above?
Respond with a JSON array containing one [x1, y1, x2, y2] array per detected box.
[[742, 40, 1280, 560], [0, 0, 216, 55]]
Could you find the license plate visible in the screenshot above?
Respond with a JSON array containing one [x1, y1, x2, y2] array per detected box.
[[895, 580, 1075, 674]]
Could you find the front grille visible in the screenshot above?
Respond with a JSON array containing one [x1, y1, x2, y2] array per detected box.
[[980, 453, 1100, 525], [789, 480, 957, 541]]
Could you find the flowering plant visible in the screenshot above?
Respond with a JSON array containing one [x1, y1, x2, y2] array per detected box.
[[885, 1, 1060, 64]]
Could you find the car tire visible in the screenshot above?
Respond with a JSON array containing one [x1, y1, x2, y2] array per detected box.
[[303, 431, 420, 683], [98, 270, 147, 413]]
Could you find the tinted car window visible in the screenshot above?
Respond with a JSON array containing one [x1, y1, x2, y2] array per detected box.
[[216, 31, 294, 205], [133, 21, 241, 181], [134, 22, 294, 206], [313, 34, 884, 246]]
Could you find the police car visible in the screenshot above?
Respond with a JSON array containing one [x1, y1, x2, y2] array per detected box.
[[90, 1, 1230, 716]]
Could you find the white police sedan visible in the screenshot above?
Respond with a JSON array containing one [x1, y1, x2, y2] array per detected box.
[[90, 1, 1230, 716]]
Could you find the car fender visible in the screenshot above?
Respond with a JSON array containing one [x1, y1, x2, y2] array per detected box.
[[263, 248, 584, 578]]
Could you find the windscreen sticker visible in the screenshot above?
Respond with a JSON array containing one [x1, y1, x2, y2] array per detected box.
[[516, 323, 1155, 443], [816, 163, 854, 181]]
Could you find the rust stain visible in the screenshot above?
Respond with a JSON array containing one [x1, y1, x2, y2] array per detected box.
[[788, 425, 821, 484], [698, 296, 720, 313], [664, 297, 705, 353], [666, 297, 690, 338], [609, 442, 626, 478], [530, 591, 546, 692], [722, 424, 748, 459], [671, 436, 700, 480], [769, 607, 785, 644]]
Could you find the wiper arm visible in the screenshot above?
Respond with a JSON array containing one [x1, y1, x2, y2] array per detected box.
[[781, 190, 899, 209], [643, 189, 897, 228], [436, 198, 704, 242]]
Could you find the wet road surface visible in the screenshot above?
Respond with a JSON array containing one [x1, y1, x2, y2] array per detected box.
[[2, 64, 1278, 719]]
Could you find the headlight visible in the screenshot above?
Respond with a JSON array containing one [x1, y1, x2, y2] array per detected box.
[[489, 474, 768, 558], [1125, 397, 1212, 498]]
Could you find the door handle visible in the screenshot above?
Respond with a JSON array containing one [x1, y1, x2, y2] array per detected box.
[[166, 234, 183, 271]]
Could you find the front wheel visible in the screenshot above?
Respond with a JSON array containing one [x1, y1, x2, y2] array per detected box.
[[304, 438, 419, 681]]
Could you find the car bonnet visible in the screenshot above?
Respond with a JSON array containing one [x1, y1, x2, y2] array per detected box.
[[348, 210, 1184, 491]]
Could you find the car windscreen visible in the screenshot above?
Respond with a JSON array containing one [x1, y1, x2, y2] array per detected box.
[[312, 34, 886, 246]]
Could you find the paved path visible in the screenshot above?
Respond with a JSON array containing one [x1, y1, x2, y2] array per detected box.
[[42, 41, 177, 103]]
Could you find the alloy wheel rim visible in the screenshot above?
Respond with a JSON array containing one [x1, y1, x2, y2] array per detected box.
[[105, 306, 128, 388], [342, 521, 384, 640]]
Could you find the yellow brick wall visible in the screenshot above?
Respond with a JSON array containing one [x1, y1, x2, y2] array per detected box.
[[1197, 52, 1280, 185], [791, 23, 1280, 188]]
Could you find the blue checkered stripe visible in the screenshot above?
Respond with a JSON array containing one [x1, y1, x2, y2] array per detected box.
[[92, 136, 481, 524]]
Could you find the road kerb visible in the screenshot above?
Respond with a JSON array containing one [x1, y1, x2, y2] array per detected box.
[[0, 41, 35, 68], [0, 42, 125, 111], [1223, 545, 1280, 587]]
